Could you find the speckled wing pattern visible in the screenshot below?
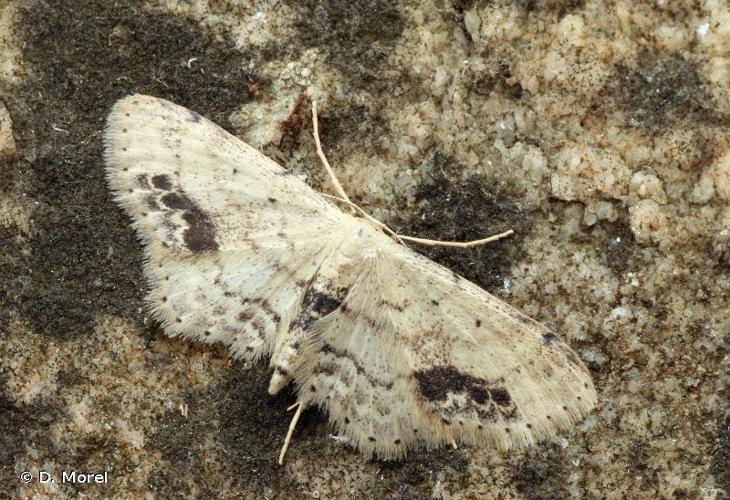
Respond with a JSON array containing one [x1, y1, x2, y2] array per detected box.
[[104, 94, 597, 460]]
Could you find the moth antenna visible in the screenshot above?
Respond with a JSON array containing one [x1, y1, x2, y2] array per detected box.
[[312, 101, 351, 204], [395, 230, 514, 248], [311, 101, 513, 249], [278, 401, 305, 465], [319, 194, 511, 248]]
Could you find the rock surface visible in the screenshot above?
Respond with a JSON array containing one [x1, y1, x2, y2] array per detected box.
[[0, 0, 727, 498]]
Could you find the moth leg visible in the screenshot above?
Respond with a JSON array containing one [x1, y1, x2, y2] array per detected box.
[[278, 401, 305, 465]]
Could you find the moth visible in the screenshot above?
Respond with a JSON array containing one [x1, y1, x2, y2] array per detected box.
[[103, 94, 597, 462]]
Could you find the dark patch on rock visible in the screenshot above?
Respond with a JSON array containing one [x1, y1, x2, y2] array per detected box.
[[292, 104, 389, 190], [149, 361, 321, 495], [397, 151, 530, 291], [151, 174, 172, 191], [520, 0, 585, 17], [283, 0, 404, 89], [623, 438, 660, 491], [4, 0, 260, 340], [603, 50, 728, 134], [373, 446, 469, 496], [216, 363, 324, 485], [0, 391, 25, 487], [708, 231, 730, 273], [597, 219, 636, 274], [512, 444, 571, 499], [187, 110, 201, 123], [710, 413, 730, 495], [465, 53, 525, 103], [458, 0, 584, 18], [0, 390, 75, 494], [278, 93, 309, 149]]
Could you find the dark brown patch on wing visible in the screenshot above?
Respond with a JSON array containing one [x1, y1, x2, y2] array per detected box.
[[137, 174, 151, 188], [151, 174, 173, 190], [414, 366, 517, 422], [238, 311, 253, 322], [160, 190, 218, 252], [181, 208, 217, 252], [415, 366, 488, 403], [260, 299, 281, 323], [489, 386, 512, 407], [161, 192, 192, 210], [145, 194, 159, 210], [296, 282, 349, 330], [542, 332, 558, 345], [160, 192, 187, 210]]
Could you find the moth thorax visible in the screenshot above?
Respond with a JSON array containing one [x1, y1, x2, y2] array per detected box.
[[340, 221, 380, 258]]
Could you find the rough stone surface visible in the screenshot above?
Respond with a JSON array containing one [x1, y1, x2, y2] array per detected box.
[[0, 102, 15, 158], [0, 0, 727, 498]]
